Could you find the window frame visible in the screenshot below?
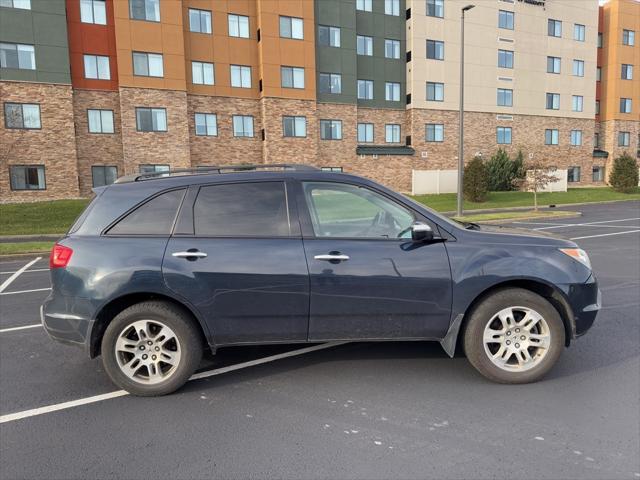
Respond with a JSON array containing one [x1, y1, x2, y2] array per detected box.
[[91, 165, 118, 187], [426, 123, 444, 142], [281, 66, 305, 89], [621, 64, 633, 80], [9, 164, 46, 191], [232, 115, 254, 138], [497, 88, 513, 107], [592, 166, 605, 182], [320, 119, 342, 140], [135, 107, 167, 132], [498, 49, 514, 69], [572, 59, 584, 77], [572, 95, 583, 112], [573, 23, 585, 42], [87, 108, 115, 134], [548, 19, 562, 38], [620, 98, 632, 114], [385, 124, 401, 143], [570, 129, 582, 146], [357, 79, 374, 100], [385, 82, 400, 102], [618, 131, 630, 147], [622, 29, 635, 46], [282, 115, 307, 138], [385, 0, 400, 16], [319, 73, 342, 94], [228, 13, 250, 38], [547, 56, 561, 74], [356, 35, 373, 56], [496, 126, 512, 145], [0, 42, 35, 70], [230, 64, 251, 88], [83, 54, 111, 80], [426, 0, 444, 18], [356, 0, 372, 12], [279, 15, 303, 40], [0, 0, 31, 9], [426, 39, 444, 60], [132, 51, 164, 77], [318, 25, 340, 47], [129, 0, 160, 22], [188, 8, 212, 34], [498, 10, 514, 30], [194, 112, 218, 137], [426, 82, 444, 102], [357, 123, 374, 143], [192, 61, 215, 85], [567, 166, 581, 183], [546, 92, 560, 110], [3, 102, 41, 130], [384, 39, 400, 59], [545, 129, 559, 145], [80, 0, 106, 25]]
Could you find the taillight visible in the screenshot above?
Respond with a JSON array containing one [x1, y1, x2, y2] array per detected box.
[[50, 244, 73, 269]]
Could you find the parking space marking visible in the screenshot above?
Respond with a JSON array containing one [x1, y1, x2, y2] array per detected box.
[[0, 287, 51, 296], [0, 268, 49, 275], [0, 324, 42, 334], [531, 217, 640, 231], [0, 341, 347, 424], [0, 257, 41, 293], [571, 230, 640, 240]]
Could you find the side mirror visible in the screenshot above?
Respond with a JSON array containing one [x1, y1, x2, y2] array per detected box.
[[411, 222, 434, 242]]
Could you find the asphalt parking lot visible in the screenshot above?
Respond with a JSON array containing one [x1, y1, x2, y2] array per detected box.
[[1, 201, 639, 480]]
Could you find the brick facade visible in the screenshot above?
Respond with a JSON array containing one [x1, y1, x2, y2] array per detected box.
[[261, 98, 318, 164], [600, 119, 640, 177]]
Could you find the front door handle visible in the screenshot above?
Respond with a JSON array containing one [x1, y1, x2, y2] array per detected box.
[[314, 253, 350, 262], [172, 251, 207, 259]]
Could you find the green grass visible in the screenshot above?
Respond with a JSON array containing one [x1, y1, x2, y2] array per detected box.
[[0, 241, 54, 256], [0, 199, 90, 236], [452, 210, 578, 223], [410, 187, 640, 212]]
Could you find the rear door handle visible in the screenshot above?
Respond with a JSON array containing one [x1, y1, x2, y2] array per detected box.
[[172, 251, 207, 258], [314, 254, 350, 261]]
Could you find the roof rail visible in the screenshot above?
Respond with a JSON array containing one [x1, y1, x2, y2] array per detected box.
[[114, 164, 319, 184]]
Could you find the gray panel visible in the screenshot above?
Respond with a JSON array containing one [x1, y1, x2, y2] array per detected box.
[[33, 12, 69, 47], [0, 68, 37, 82], [0, 8, 34, 43], [35, 45, 71, 77], [32, 0, 66, 15]]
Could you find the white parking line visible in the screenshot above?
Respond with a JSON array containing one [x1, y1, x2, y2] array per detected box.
[[0, 324, 42, 333], [0, 268, 49, 275], [0, 257, 41, 293], [532, 217, 640, 231], [0, 287, 51, 296], [571, 230, 640, 240], [0, 341, 348, 424]]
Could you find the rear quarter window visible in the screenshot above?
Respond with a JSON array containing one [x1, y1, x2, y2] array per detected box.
[[107, 189, 185, 235]]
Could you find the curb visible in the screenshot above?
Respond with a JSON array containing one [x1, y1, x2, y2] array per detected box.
[[471, 212, 582, 225], [0, 235, 60, 244]]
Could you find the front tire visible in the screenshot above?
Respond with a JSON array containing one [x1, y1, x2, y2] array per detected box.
[[101, 301, 203, 396], [463, 288, 565, 384]]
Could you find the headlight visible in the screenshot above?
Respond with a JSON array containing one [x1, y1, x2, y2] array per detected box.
[[559, 248, 591, 269]]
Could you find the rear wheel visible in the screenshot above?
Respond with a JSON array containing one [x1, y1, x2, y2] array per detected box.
[[463, 288, 565, 384], [101, 301, 203, 396]]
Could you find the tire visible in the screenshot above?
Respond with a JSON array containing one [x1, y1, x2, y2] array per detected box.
[[463, 288, 565, 384], [101, 301, 203, 396]]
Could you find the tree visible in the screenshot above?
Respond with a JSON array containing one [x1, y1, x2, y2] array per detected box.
[[463, 156, 489, 202], [517, 162, 560, 211], [486, 148, 526, 191], [608, 153, 639, 193]]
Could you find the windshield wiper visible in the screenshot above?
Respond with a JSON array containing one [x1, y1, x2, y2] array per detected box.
[[463, 222, 481, 230]]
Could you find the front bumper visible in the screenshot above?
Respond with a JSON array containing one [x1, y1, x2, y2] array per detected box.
[[564, 274, 601, 338]]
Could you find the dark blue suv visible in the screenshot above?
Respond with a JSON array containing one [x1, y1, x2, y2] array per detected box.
[[42, 165, 600, 395]]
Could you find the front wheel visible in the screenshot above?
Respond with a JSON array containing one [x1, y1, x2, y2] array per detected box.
[[101, 301, 203, 396], [463, 288, 565, 384]]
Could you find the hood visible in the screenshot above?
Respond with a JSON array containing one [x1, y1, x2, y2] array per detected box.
[[462, 223, 576, 247]]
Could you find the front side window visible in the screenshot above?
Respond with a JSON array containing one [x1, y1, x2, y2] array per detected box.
[[9, 165, 45, 190], [318, 25, 340, 47], [92, 165, 117, 187], [281, 66, 304, 89], [109, 189, 183, 235], [81, 0, 106, 24], [357, 35, 373, 56], [545, 129, 559, 145], [357, 80, 374, 100], [570, 130, 582, 146], [498, 49, 513, 68], [574, 23, 585, 41], [195, 113, 217, 136], [426, 40, 444, 60], [283, 116, 306, 137], [280, 16, 303, 39], [572, 59, 584, 77], [189, 8, 211, 34], [620, 98, 632, 113], [497, 88, 513, 107], [572, 95, 583, 112], [233, 115, 254, 137], [194, 182, 290, 237], [84, 54, 110, 80], [133, 52, 163, 77], [320, 120, 342, 140], [385, 82, 400, 102], [319, 73, 341, 94], [4, 103, 40, 129], [385, 39, 400, 59], [0, 43, 35, 70], [0, 0, 31, 9], [228, 14, 249, 38], [192, 61, 215, 85], [358, 123, 374, 143], [385, 0, 400, 16], [427, 0, 444, 18], [592, 166, 605, 182], [129, 0, 159, 22], [88, 109, 114, 133], [497, 126, 512, 144], [618, 131, 630, 146], [426, 123, 444, 142], [427, 82, 444, 101], [621, 64, 633, 80], [547, 56, 561, 74], [548, 19, 562, 37], [385, 124, 400, 143], [135, 107, 166, 132], [546, 93, 560, 110], [230, 64, 251, 88], [303, 182, 414, 239], [622, 29, 635, 46], [356, 0, 372, 12], [567, 167, 581, 183], [498, 10, 514, 29]]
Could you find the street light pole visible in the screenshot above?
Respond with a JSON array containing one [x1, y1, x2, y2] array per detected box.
[[457, 4, 475, 218]]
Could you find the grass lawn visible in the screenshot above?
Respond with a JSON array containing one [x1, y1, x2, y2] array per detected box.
[[0, 241, 54, 256], [452, 210, 579, 223], [0, 199, 90, 236]]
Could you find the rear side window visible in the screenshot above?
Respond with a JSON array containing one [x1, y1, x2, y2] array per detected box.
[[108, 189, 184, 235], [194, 182, 290, 236]]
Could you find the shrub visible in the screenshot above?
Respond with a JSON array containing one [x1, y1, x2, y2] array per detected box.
[[464, 156, 489, 202], [608, 153, 639, 193], [486, 149, 526, 191]]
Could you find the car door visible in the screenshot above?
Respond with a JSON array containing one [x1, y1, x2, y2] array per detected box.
[[296, 180, 452, 341], [163, 180, 310, 345]]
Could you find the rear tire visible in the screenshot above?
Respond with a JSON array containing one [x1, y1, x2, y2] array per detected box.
[[463, 288, 565, 384], [101, 301, 203, 396]]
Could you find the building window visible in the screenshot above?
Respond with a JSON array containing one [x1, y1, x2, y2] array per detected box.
[[426, 123, 444, 142], [570, 130, 582, 146], [321, 167, 343, 172], [572, 95, 583, 112], [497, 126, 512, 144], [80, 0, 106, 24], [385, 124, 400, 143], [92, 166, 117, 187], [567, 167, 580, 182], [385, 39, 400, 59], [9, 165, 45, 190], [194, 113, 217, 136], [87, 109, 114, 133], [230, 65, 251, 88], [357, 35, 373, 56], [0, 43, 35, 70], [191, 61, 214, 85], [497, 88, 513, 107], [595, 100, 600, 115], [498, 49, 513, 68], [596, 67, 601, 81], [426, 40, 444, 60], [620, 98, 632, 113], [618, 131, 630, 146], [572, 59, 584, 77], [548, 19, 562, 38], [83, 54, 110, 80], [319, 73, 341, 94], [129, 0, 159, 22], [622, 29, 635, 46], [426, 82, 444, 101], [320, 120, 342, 140], [545, 129, 559, 145], [356, 0, 372, 12], [135, 107, 166, 132], [133, 52, 163, 77], [281, 66, 304, 89], [232, 115, 254, 137], [139, 164, 169, 174], [280, 16, 303, 39], [546, 93, 560, 110], [357, 123, 374, 143], [573, 24, 585, 42], [189, 8, 211, 34], [283, 116, 306, 137], [547, 56, 561, 74], [385, 82, 400, 102], [318, 25, 340, 47], [426, 0, 444, 18], [385, 0, 400, 16], [592, 166, 605, 182], [597, 32, 603, 48], [0, 0, 31, 9], [594, 133, 600, 148], [228, 14, 249, 38], [621, 64, 633, 80], [357, 80, 374, 100], [4, 103, 40, 129], [498, 10, 514, 30]]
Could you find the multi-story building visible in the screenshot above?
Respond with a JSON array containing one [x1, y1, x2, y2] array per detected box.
[[0, 0, 637, 202]]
